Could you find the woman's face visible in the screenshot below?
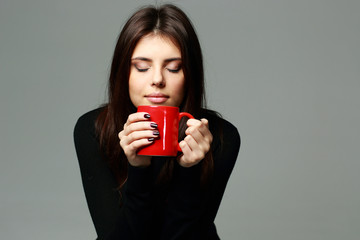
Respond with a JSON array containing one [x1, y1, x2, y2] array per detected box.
[[129, 34, 185, 107]]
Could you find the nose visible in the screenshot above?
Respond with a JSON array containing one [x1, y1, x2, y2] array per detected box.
[[151, 68, 165, 88]]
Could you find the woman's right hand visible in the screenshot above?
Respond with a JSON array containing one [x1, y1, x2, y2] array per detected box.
[[118, 112, 159, 167]]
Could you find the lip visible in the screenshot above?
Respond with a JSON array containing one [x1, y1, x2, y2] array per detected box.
[[145, 93, 169, 104]]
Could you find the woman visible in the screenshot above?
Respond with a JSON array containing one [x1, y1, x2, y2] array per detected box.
[[74, 4, 240, 240]]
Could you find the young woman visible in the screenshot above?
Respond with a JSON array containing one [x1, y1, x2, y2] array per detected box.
[[74, 4, 240, 240]]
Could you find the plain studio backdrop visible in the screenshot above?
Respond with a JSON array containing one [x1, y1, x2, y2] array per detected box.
[[1, 0, 359, 239]]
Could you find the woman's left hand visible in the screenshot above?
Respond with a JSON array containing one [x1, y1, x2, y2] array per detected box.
[[178, 118, 213, 168]]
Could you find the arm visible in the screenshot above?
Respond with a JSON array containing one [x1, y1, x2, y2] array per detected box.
[[74, 110, 156, 240], [160, 118, 241, 239]]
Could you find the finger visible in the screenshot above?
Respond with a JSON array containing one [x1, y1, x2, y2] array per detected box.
[[185, 127, 203, 143], [184, 133, 210, 158], [123, 121, 158, 136], [179, 137, 205, 165], [196, 118, 210, 135], [118, 130, 124, 141], [185, 119, 202, 136], [200, 118, 209, 127], [186, 122, 212, 144], [186, 118, 209, 134], [120, 130, 159, 148], [184, 135, 197, 151], [125, 112, 152, 127], [186, 118, 202, 127], [123, 138, 155, 156], [184, 134, 207, 155], [197, 125, 213, 144], [188, 119, 212, 143], [178, 140, 193, 162]]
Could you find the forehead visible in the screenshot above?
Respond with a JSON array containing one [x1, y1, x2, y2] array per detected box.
[[132, 34, 181, 59]]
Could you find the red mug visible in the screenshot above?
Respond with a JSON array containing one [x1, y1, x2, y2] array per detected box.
[[137, 105, 194, 156]]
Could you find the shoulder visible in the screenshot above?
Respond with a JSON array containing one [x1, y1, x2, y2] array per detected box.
[[202, 109, 241, 170], [202, 109, 241, 146], [73, 106, 105, 140]]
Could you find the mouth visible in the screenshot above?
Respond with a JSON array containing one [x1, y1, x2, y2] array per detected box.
[[145, 93, 169, 104]]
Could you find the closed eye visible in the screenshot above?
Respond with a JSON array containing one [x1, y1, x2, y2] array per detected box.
[[166, 67, 181, 73], [133, 63, 150, 72], [165, 62, 182, 73], [135, 66, 149, 72]]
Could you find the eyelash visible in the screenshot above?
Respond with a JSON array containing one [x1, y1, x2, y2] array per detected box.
[[135, 66, 149, 72], [167, 67, 181, 73], [134, 65, 181, 73]]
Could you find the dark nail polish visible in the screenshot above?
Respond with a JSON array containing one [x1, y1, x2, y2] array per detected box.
[[144, 114, 150, 119], [153, 130, 160, 136], [150, 123, 158, 128], [148, 137, 155, 142]]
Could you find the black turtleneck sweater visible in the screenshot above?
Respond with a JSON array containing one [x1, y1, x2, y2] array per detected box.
[[74, 107, 240, 240]]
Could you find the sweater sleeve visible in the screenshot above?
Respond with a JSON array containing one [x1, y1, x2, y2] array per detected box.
[[160, 118, 241, 240], [73, 109, 156, 240]]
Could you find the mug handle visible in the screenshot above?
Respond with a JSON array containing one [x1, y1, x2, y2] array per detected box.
[[177, 112, 195, 152]]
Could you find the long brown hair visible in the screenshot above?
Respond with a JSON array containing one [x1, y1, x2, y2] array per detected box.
[[96, 4, 213, 188]]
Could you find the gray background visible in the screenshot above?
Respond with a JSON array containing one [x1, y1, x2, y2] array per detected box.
[[1, 0, 359, 239]]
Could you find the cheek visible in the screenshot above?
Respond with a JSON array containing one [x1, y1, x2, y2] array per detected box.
[[173, 76, 186, 102], [129, 79, 136, 92], [129, 70, 142, 91], [128, 74, 141, 102], [128, 79, 135, 95]]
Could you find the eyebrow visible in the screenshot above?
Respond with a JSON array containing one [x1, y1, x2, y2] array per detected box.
[[131, 57, 182, 63]]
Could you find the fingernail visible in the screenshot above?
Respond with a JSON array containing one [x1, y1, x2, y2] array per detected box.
[[144, 114, 150, 119], [153, 130, 160, 136], [148, 137, 155, 142], [150, 123, 158, 128]]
